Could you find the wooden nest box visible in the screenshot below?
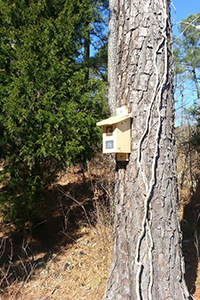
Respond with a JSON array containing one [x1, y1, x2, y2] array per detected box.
[[96, 106, 131, 161]]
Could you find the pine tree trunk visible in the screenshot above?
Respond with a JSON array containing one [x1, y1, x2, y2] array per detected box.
[[108, 0, 117, 116], [192, 67, 200, 106], [84, 24, 90, 80], [105, 0, 190, 299]]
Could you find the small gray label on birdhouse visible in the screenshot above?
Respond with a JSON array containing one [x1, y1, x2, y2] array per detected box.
[[106, 140, 114, 149]]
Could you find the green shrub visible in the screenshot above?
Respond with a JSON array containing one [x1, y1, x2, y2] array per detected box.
[[0, 0, 108, 229]]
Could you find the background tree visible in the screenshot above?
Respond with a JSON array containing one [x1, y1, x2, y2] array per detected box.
[[83, 0, 108, 80], [173, 40, 187, 128], [105, 0, 189, 298], [0, 0, 108, 229], [173, 14, 200, 197], [173, 13, 200, 107]]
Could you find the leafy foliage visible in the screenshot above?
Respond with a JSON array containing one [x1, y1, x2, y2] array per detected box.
[[0, 0, 108, 229], [177, 13, 200, 70], [173, 13, 200, 106]]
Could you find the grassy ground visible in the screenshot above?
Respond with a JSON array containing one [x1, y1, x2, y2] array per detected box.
[[0, 157, 114, 300], [2, 229, 112, 300], [0, 154, 200, 299]]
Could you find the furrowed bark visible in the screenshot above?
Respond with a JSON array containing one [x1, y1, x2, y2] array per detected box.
[[108, 0, 118, 116], [105, 0, 189, 299]]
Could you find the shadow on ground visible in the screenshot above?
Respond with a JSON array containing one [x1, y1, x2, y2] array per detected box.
[[0, 167, 109, 290], [2, 162, 198, 297], [181, 182, 200, 295]]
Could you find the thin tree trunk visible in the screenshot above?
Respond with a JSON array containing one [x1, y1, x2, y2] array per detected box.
[[84, 25, 90, 80], [192, 67, 200, 106], [181, 87, 184, 128], [105, 0, 189, 299]]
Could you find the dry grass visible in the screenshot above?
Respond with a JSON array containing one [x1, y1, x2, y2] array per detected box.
[[176, 129, 200, 299], [3, 229, 112, 300], [1, 144, 200, 299], [0, 155, 114, 300]]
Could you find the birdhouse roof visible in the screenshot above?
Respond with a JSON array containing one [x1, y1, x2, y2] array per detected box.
[[96, 114, 131, 127]]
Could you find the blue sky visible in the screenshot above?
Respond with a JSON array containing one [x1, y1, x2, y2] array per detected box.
[[171, 0, 200, 36], [171, 0, 200, 124]]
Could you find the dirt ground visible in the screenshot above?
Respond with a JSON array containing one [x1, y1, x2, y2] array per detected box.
[[0, 160, 114, 300], [0, 160, 200, 299], [181, 184, 200, 300]]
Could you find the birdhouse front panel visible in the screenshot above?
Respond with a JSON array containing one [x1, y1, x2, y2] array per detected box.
[[97, 113, 131, 155], [102, 124, 117, 153]]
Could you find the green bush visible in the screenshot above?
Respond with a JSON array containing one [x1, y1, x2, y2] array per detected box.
[[0, 0, 108, 229]]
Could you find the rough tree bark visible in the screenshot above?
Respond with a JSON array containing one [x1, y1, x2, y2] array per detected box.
[[108, 0, 118, 116], [105, 0, 190, 299]]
